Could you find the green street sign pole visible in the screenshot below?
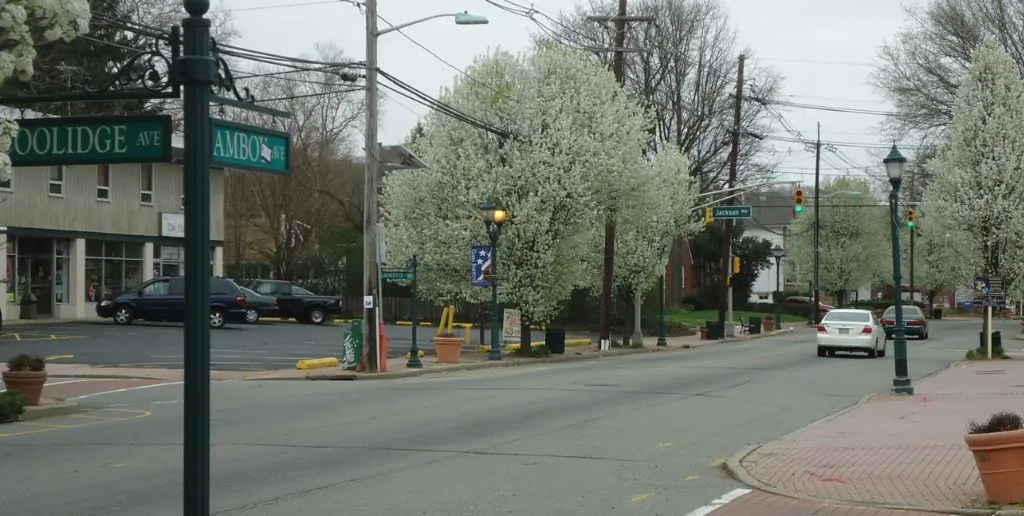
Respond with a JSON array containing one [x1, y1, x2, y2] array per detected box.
[[181, 1, 214, 513], [407, 256, 421, 368]]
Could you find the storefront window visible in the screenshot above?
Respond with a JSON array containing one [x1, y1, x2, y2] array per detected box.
[[85, 240, 147, 301], [155, 244, 184, 277], [6, 236, 15, 304], [54, 240, 68, 304]]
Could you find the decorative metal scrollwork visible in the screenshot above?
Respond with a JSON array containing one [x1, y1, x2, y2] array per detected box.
[[211, 39, 256, 104]]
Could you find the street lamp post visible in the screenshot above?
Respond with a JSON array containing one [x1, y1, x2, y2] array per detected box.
[[481, 201, 507, 361], [771, 244, 785, 327], [407, 255, 421, 368], [884, 144, 914, 395], [362, 3, 488, 372], [657, 274, 667, 346]]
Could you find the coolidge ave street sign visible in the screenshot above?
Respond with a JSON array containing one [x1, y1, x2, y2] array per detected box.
[[9, 115, 173, 166]]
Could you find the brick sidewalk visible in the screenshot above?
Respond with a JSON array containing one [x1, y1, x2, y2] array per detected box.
[[706, 489, 942, 515], [733, 360, 1024, 512]]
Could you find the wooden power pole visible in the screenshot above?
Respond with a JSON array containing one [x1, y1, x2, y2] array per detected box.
[[717, 54, 746, 336]]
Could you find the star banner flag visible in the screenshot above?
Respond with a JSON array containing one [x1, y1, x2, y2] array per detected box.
[[471, 244, 494, 287]]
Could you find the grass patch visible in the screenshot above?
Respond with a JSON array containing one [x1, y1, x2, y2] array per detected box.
[[665, 309, 804, 327], [965, 347, 1011, 360]]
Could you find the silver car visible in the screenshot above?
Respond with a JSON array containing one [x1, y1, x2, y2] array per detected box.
[[816, 308, 887, 358]]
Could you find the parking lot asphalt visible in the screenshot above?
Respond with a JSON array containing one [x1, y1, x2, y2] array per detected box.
[[0, 320, 563, 371]]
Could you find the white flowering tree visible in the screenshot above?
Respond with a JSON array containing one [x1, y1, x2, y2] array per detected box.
[[610, 145, 702, 341], [923, 39, 1024, 292], [786, 177, 889, 305], [905, 210, 978, 312], [383, 43, 650, 353], [0, 0, 91, 180]]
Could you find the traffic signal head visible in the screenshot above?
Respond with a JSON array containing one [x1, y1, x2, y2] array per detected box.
[[794, 188, 805, 214], [732, 255, 741, 274], [704, 207, 714, 225], [907, 208, 916, 229]]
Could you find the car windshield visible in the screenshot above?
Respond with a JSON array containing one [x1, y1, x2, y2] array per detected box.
[[823, 311, 870, 323], [883, 306, 921, 318]]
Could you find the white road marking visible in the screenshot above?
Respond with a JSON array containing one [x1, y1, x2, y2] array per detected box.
[[684, 488, 751, 516], [66, 381, 184, 401]]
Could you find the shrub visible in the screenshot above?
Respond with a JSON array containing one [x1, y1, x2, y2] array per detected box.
[[0, 391, 28, 423], [969, 411, 1024, 434], [6, 354, 45, 372]]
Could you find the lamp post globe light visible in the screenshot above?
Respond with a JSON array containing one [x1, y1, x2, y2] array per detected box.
[[770, 243, 785, 327], [481, 201, 507, 361], [884, 143, 914, 395]]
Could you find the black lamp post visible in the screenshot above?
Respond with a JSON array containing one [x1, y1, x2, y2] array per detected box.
[[480, 201, 507, 361], [884, 144, 914, 395], [657, 274, 667, 346], [771, 244, 785, 327]]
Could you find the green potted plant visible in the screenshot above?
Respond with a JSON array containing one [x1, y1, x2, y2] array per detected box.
[[964, 411, 1024, 504], [2, 353, 47, 405]]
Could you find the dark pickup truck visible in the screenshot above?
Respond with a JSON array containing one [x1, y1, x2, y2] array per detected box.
[[247, 279, 343, 325]]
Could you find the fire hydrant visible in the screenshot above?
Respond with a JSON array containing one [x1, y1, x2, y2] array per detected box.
[[700, 326, 709, 340]]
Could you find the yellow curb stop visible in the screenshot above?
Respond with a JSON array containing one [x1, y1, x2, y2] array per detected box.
[[406, 350, 426, 359], [296, 357, 340, 370], [479, 338, 591, 352]]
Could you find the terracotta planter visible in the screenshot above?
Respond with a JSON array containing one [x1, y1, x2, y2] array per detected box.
[[434, 336, 464, 364], [2, 370, 47, 406], [763, 319, 776, 332], [965, 429, 1024, 504]]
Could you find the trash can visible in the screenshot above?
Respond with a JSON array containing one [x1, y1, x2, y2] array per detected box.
[[747, 317, 762, 335], [932, 307, 943, 320], [979, 330, 1003, 353], [705, 320, 723, 340], [545, 327, 566, 354]]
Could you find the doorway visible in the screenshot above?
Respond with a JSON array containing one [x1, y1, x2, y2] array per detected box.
[[15, 237, 54, 316]]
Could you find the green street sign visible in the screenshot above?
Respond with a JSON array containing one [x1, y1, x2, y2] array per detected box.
[[211, 119, 290, 175], [9, 115, 173, 166], [382, 269, 415, 282], [712, 205, 753, 219]]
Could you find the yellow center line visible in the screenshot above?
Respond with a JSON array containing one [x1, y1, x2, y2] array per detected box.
[[0, 409, 152, 438]]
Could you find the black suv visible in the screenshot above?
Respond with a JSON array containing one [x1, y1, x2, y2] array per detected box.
[[96, 276, 249, 328]]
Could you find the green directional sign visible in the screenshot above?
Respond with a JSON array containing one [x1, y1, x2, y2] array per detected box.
[[712, 205, 753, 219], [382, 269, 415, 282], [9, 115, 173, 166], [211, 119, 290, 175]]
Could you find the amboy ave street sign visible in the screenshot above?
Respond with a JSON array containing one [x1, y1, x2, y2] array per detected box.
[[211, 119, 290, 175]]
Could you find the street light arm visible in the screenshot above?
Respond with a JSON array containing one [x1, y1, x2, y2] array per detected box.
[[376, 13, 459, 36]]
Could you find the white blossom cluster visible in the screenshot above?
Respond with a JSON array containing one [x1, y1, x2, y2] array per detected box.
[[923, 39, 1024, 288], [0, 0, 91, 180], [383, 44, 695, 324]]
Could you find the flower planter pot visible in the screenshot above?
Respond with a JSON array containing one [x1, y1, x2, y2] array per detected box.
[[434, 336, 464, 364], [965, 429, 1024, 504], [763, 319, 776, 332], [2, 370, 47, 406]]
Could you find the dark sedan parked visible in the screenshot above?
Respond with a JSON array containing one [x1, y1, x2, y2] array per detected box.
[[880, 305, 929, 339], [238, 285, 278, 323]]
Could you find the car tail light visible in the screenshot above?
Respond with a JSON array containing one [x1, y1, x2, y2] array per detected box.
[[907, 319, 923, 326], [861, 326, 872, 334], [817, 324, 826, 333], [235, 295, 246, 306], [881, 319, 894, 325]]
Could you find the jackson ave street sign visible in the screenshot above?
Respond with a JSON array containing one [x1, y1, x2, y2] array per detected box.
[[9, 115, 173, 166], [211, 119, 290, 175]]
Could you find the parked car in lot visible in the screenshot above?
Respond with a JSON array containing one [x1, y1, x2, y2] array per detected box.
[[96, 276, 249, 329], [247, 279, 343, 325], [816, 308, 886, 358], [880, 305, 929, 340], [238, 285, 278, 324], [782, 295, 833, 314]]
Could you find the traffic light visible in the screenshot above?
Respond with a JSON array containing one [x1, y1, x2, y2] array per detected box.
[[794, 188, 805, 214], [704, 207, 714, 225], [732, 255, 741, 274], [907, 208, 916, 229]]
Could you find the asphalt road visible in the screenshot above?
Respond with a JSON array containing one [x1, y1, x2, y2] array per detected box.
[[0, 318, 1009, 516], [0, 320, 560, 370]]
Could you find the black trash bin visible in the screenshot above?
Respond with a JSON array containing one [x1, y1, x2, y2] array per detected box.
[[545, 327, 566, 354], [932, 307, 943, 320], [705, 320, 723, 340], [979, 330, 1003, 353], [747, 317, 762, 335]]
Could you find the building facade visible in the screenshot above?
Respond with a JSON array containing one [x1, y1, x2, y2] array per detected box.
[[1, 155, 225, 321]]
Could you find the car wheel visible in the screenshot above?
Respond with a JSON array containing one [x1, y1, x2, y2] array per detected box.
[[817, 347, 827, 357], [867, 347, 877, 358], [878, 340, 887, 357], [307, 307, 326, 325], [244, 307, 260, 324], [209, 308, 227, 329], [113, 305, 135, 325]]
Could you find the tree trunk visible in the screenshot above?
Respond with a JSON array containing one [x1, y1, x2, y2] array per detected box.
[[516, 318, 532, 357], [927, 291, 937, 317]]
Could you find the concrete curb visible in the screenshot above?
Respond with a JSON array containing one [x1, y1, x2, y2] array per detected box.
[[243, 327, 796, 382], [20, 401, 81, 421]]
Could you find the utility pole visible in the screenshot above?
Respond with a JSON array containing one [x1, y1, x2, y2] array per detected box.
[[588, 0, 654, 349], [812, 122, 821, 321], [717, 53, 745, 336], [909, 171, 915, 302], [362, 0, 381, 372]]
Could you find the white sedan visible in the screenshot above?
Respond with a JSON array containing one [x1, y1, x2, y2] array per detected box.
[[816, 308, 887, 358]]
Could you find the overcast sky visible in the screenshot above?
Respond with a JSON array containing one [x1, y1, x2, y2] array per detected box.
[[217, 0, 917, 187]]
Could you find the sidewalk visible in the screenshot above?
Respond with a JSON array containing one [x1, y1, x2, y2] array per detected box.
[[728, 360, 1024, 514], [44, 326, 802, 382]]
